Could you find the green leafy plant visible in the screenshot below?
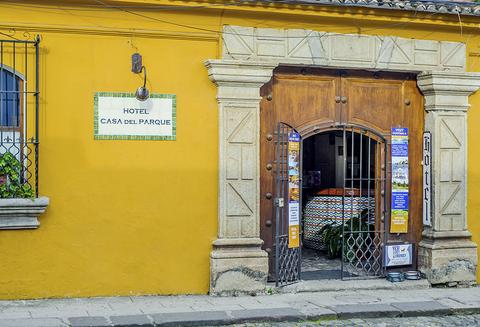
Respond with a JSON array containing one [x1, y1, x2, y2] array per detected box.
[[319, 209, 371, 260], [0, 152, 34, 198], [319, 222, 343, 259], [342, 215, 371, 262]]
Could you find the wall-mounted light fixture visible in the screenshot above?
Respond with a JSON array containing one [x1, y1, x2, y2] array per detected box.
[[131, 53, 149, 101]]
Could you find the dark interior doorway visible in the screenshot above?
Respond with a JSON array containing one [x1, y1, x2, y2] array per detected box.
[[300, 129, 380, 280]]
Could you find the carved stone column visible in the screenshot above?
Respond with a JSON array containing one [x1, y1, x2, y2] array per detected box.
[[205, 60, 276, 295], [417, 72, 480, 286]]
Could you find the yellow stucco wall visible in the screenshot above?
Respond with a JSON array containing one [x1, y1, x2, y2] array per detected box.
[[0, 0, 478, 299], [468, 81, 480, 285]]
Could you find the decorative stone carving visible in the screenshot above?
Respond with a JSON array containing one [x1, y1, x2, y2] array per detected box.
[[207, 25, 475, 294], [206, 61, 275, 295], [417, 72, 480, 286], [0, 197, 50, 229], [222, 26, 466, 71]]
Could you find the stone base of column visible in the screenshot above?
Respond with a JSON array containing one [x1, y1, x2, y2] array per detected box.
[[418, 231, 478, 286], [210, 238, 268, 296]]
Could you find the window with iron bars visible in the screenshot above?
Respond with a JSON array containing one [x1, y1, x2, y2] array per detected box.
[[0, 38, 39, 198]]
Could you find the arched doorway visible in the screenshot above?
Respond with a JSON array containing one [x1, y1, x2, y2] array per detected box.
[[273, 122, 387, 285], [302, 126, 386, 280], [260, 67, 424, 285]]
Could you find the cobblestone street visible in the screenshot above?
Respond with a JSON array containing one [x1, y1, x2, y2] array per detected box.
[[232, 314, 480, 327]]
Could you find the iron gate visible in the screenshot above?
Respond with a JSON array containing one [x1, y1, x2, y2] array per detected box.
[[274, 123, 387, 285], [274, 122, 301, 286], [340, 125, 387, 279], [0, 37, 40, 198]]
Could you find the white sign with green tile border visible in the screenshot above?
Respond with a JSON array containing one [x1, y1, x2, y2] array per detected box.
[[94, 92, 176, 140]]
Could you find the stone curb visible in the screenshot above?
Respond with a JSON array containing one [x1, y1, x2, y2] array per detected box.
[[389, 301, 452, 318], [448, 306, 480, 316], [327, 304, 402, 319], [2, 301, 480, 327]]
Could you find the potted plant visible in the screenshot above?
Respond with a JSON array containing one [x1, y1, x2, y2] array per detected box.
[[0, 152, 35, 198], [319, 209, 372, 260], [0, 151, 48, 229]]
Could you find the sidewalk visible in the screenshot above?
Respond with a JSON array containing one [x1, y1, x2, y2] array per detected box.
[[0, 283, 479, 327]]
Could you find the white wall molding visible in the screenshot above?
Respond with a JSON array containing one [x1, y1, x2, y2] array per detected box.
[[222, 25, 466, 72], [0, 197, 49, 230], [418, 72, 480, 111]]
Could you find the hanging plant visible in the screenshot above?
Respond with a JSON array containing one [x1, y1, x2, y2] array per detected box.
[[0, 152, 34, 198]]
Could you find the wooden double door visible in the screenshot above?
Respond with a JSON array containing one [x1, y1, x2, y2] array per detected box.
[[259, 67, 424, 280]]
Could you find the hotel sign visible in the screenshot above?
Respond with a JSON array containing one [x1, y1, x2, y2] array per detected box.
[[423, 132, 432, 226], [94, 92, 176, 140]]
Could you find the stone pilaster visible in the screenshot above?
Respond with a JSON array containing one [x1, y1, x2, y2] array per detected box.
[[205, 60, 276, 295], [417, 72, 480, 286]]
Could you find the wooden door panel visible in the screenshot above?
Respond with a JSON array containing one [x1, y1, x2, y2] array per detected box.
[[343, 78, 405, 134], [260, 68, 424, 277], [274, 74, 339, 127], [260, 72, 339, 279], [404, 80, 424, 257], [343, 75, 424, 270], [260, 79, 275, 279]]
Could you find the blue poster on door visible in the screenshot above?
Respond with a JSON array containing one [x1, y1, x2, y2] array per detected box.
[[390, 128, 409, 233]]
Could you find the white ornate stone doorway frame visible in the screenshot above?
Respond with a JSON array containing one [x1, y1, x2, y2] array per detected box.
[[206, 25, 480, 295]]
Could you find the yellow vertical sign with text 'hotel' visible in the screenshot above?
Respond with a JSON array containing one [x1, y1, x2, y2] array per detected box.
[[288, 132, 301, 248]]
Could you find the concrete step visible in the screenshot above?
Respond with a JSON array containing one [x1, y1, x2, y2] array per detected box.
[[276, 278, 431, 293]]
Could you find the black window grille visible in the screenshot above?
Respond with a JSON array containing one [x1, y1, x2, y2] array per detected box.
[[0, 37, 39, 198]]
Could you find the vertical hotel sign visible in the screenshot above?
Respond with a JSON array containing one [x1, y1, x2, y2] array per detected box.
[[423, 132, 432, 226], [288, 132, 300, 248], [390, 128, 409, 233]]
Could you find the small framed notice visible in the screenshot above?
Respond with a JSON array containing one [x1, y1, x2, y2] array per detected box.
[[94, 92, 176, 140], [384, 244, 413, 267]]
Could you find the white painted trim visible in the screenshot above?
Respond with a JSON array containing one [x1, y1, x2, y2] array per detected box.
[[0, 64, 26, 81], [0, 197, 49, 229], [222, 26, 466, 72], [0, 63, 27, 140]]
